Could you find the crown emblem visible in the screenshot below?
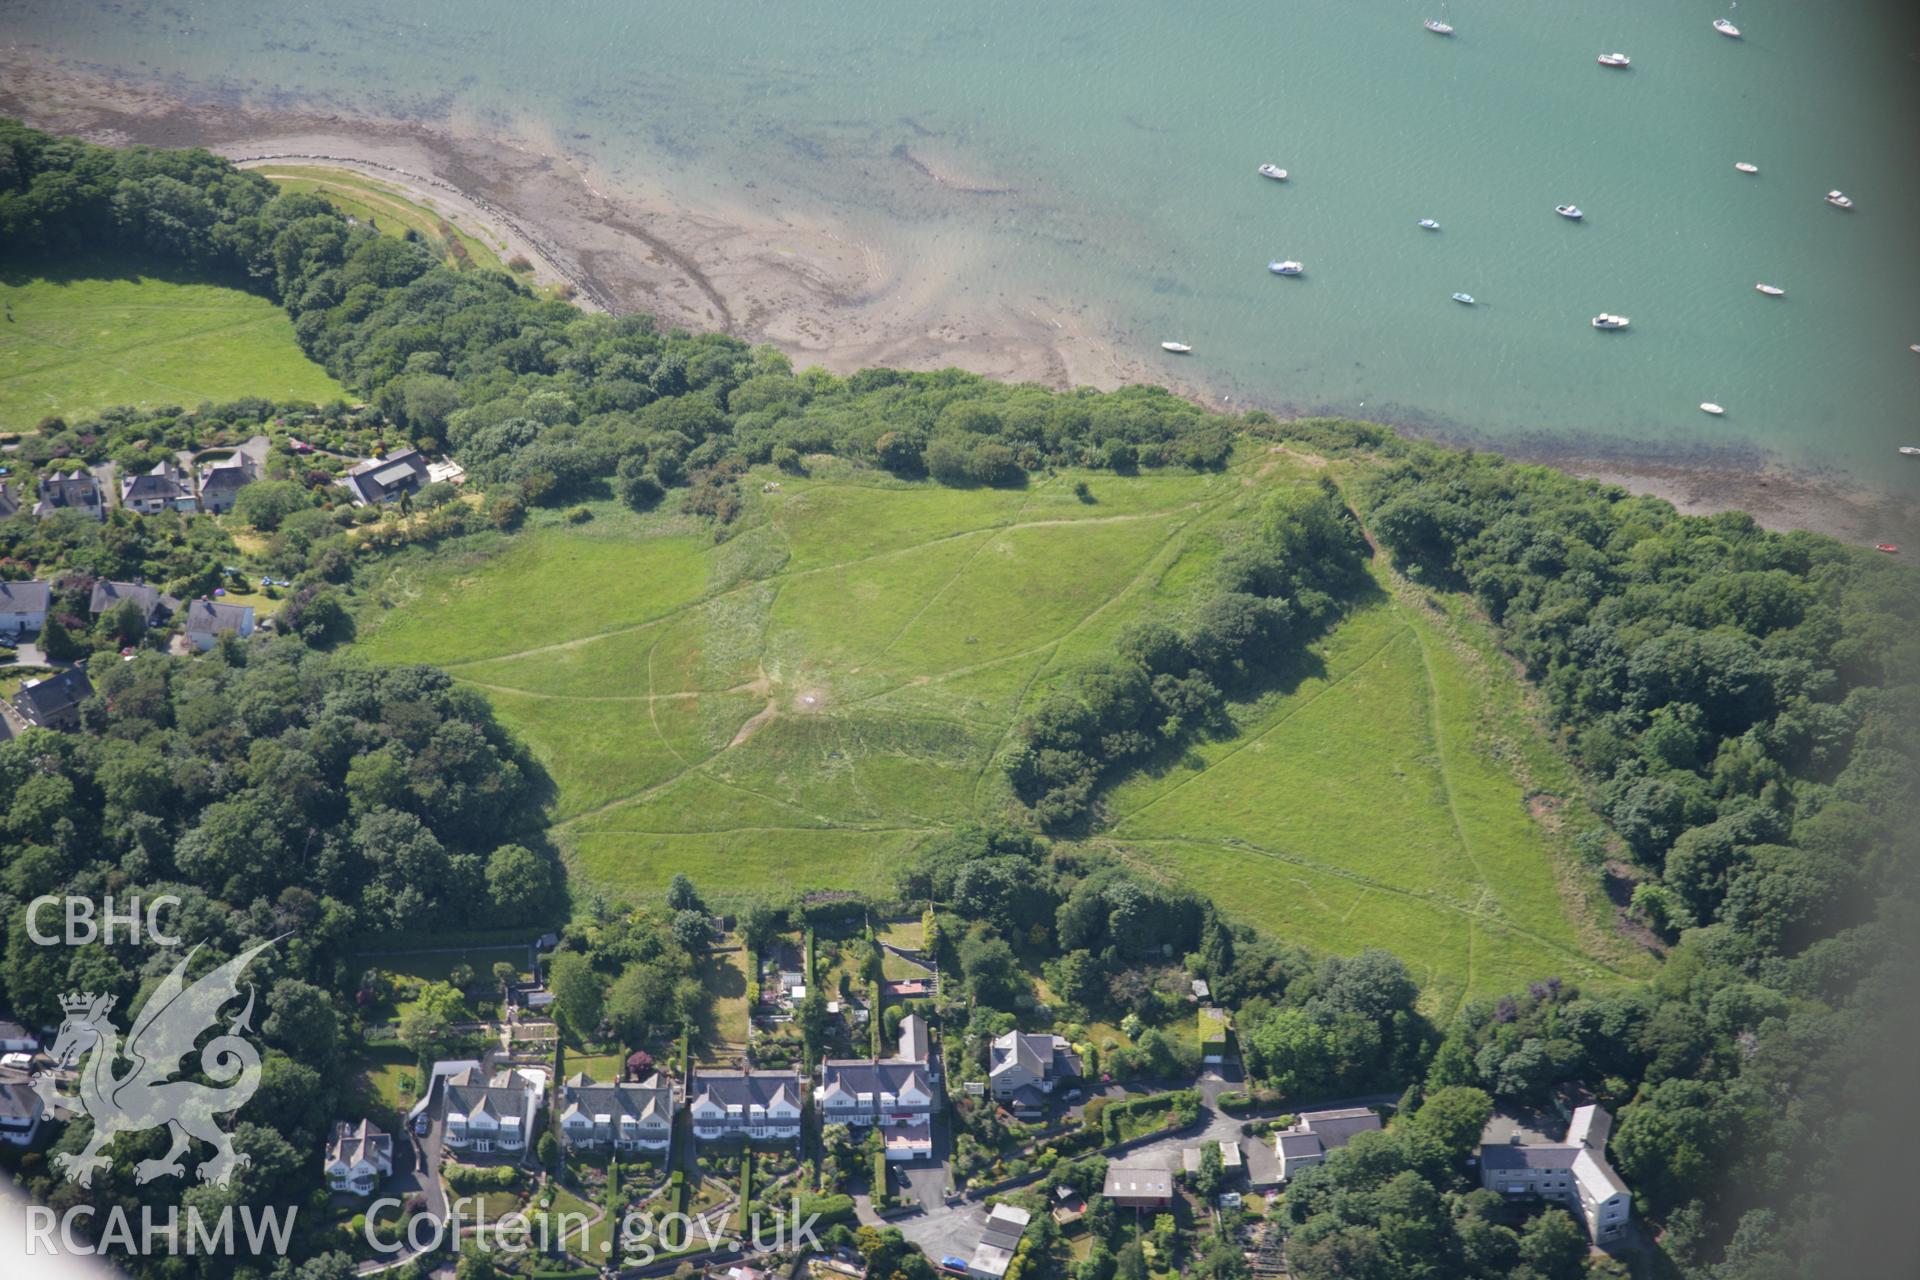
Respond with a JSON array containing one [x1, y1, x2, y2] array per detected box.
[[61, 991, 113, 1015]]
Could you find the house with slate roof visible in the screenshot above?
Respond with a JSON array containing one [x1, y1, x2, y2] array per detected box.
[[687, 1068, 803, 1146], [121, 460, 196, 514], [818, 1013, 938, 1160], [988, 1030, 1082, 1116], [12, 667, 94, 731], [34, 472, 105, 521], [1479, 1104, 1632, 1242], [0, 580, 49, 636], [439, 1064, 544, 1156], [184, 598, 255, 651], [340, 448, 431, 506], [558, 1070, 675, 1153], [324, 1119, 393, 1195], [197, 453, 258, 514], [89, 580, 176, 627], [1273, 1107, 1382, 1181], [0, 1075, 43, 1147]]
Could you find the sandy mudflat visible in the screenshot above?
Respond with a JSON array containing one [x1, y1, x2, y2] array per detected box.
[[3, 52, 1912, 547]]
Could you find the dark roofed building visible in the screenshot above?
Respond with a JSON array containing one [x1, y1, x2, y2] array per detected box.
[[341, 448, 431, 506], [688, 1068, 803, 1145], [989, 1031, 1082, 1115], [34, 472, 105, 521], [89, 580, 174, 625], [818, 1014, 938, 1160], [197, 453, 258, 514], [121, 460, 194, 514], [0, 482, 19, 521], [1480, 1104, 1631, 1242], [0, 1076, 43, 1147], [558, 1071, 675, 1152], [12, 667, 94, 731], [184, 599, 255, 651], [1103, 1159, 1174, 1209], [1273, 1107, 1383, 1180], [0, 580, 50, 635]]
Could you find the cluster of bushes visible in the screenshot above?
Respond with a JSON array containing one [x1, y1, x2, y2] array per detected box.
[[443, 1163, 521, 1193], [1008, 483, 1369, 825], [1095, 1090, 1201, 1144]]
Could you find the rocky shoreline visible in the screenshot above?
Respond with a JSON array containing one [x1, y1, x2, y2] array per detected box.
[[3, 51, 1913, 548]]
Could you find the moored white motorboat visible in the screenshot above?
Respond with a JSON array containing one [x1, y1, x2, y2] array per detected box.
[[1161, 341, 1192, 354], [1700, 402, 1725, 415], [1826, 190, 1854, 209], [1452, 293, 1476, 304], [1735, 162, 1759, 174], [1755, 283, 1785, 296], [1592, 313, 1630, 330], [1425, 19, 1454, 35], [1713, 18, 1741, 37], [1419, 219, 1441, 230], [1898, 445, 1920, 456], [1258, 164, 1289, 181], [1556, 204, 1584, 220], [1598, 53, 1631, 67], [1911, 345, 1920, 354], [1269, 260, 1304, 276]]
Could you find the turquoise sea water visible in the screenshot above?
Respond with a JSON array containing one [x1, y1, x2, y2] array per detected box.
[[7, 0, 1919, 485]]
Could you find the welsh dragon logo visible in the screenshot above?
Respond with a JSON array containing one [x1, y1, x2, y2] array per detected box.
[[33, 939, 276, 1188]]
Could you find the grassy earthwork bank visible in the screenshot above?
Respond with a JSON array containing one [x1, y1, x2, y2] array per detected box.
[[0, 253, 346, 430], [356, 448, 1648, 1014]]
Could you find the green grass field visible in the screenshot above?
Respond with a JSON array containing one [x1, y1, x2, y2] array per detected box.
[[253, 165, 511, 275], [0, 255, 346, 430], [357, 452, 1641, 1011]]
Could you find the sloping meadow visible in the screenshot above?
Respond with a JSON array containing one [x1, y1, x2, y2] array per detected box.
[[359, 451, 1632, 1007]]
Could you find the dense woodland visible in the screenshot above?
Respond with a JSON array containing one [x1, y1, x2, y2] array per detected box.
[[3, 120, 1917, 1279]]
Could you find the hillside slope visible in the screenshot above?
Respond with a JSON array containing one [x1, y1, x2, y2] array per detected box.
[[359, 450, 1639, 1010]]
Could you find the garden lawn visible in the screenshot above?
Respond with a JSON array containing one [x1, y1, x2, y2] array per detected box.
[[0, 254, 345, 430]]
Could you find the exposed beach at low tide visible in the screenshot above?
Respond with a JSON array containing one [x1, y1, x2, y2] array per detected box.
[[4, 49, 1914, 548]]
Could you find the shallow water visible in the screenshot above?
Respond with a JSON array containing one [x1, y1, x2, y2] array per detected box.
[[8, 0, 1919, 484]]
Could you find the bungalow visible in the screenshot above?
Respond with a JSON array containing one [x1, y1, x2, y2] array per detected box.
[[34, 473, 105, 521], [340, 448, 431, 506], [1479, 1105, 1632, 1242], [988, 1030, 1082, 1116], [818, 1014, 938, 1160], [1274, 1108, 1382, 1181], [89, 580, 175, 627], [184, 599, 255, 651], [0, 1077, 42, 1147], [196, 453, 258, 514], [0, 1021, 37, 1054], [687, 1068, 803, 1146], [324, 1119, 393, 1195], [12, 668, 95, 731], [441, 1064, 544, 1156], [120, 460, 195, 514], [558, 1071, 675, 1153], [1103, 1159, 1174, 1210], [0, 580, 49, 635], [966, 1204, 1031, 1280]]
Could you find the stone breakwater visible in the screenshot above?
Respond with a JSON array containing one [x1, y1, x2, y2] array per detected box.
[[229, 151, 617, 314]]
